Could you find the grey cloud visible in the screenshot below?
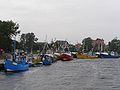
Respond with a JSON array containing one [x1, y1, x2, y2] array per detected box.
[[0, 0, 120, 43]]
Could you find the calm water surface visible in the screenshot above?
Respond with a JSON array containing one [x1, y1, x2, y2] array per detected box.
[[0, 59, 120, 90]]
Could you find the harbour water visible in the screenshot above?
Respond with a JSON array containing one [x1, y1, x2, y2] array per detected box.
[[0, 59, 120, 90]]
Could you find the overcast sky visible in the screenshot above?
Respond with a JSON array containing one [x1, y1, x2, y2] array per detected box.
[[0, 0, 120, 44]]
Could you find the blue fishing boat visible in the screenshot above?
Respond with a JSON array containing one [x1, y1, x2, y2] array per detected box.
[[42, 54, 52, 65], [4, 32, 29, 72], [4, 58, 29, 72], [40, 39, 54, 65]]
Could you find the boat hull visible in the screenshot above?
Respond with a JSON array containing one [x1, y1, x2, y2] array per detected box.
[[60, 53, 73, 61], [4, 59, 29, 72], [97, 54, 120, 58], [32, 57, 41, 65], [76, 53, 98, 59], [42, 59, 52, 65]]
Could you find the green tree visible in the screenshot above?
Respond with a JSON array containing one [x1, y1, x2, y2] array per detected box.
[[108, 38, 120, 54], [20, 32, 38, 53], [82, 37, 93, 53], [19, 34, 26, 50], [0, 20, 20, 52]]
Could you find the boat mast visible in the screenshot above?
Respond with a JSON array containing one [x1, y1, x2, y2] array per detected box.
[[13, 24, 19, 61], [41, 35, 47, 55]]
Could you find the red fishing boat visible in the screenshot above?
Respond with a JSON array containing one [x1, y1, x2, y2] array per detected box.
[[60, 53, 73, 61]]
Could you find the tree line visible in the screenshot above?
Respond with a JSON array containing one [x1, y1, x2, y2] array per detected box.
[[79, 37, 120, 54], [0, 20, 120, 54]]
